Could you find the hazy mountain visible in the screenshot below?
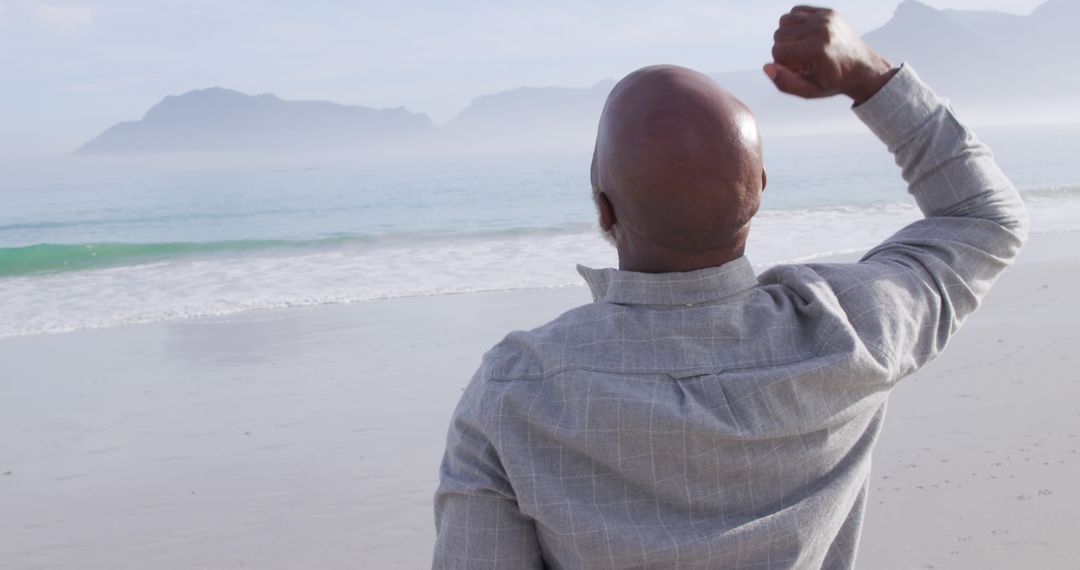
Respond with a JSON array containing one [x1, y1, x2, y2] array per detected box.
[[77, 87, 433, 154], [864, 0, 1080, 112], [78, 0, 1080, 155], [439, 80, 616, 151], [446, 0, 1080, 144]]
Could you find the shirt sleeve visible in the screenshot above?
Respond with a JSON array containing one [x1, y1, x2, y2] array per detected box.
[[797, 63, 1029, 381], [432, 366, 544, 569]]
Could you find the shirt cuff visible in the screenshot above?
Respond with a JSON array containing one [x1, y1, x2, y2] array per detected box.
[[852, 63, 940, 148]]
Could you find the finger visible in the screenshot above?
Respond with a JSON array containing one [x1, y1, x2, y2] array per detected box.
[[773, 22, 820, 42], [771, 40, 815, 66], [780, 10, 827, 31], [764, 63, 821, 98], [779, 11, 808, 26]]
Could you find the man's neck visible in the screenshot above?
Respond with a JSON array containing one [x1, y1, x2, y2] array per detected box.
[[617, 241, 746, 274]]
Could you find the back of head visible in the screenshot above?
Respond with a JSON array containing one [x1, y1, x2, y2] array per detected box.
[[592, 65, 764, 270]]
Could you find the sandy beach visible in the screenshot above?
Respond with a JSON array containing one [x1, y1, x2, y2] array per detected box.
[[1, 232, 1077, 569]]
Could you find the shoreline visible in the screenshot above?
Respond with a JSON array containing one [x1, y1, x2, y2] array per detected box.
[[1, 233, 1077, 568], [4, 225, 1077, 343], [3, 187, 1079, 340]]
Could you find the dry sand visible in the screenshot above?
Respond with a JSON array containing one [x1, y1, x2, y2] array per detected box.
[[1, 233, 1076, 569]]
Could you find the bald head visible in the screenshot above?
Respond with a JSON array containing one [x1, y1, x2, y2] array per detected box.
[[592, 64, 765, 272]]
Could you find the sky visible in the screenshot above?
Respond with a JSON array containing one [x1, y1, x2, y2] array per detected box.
[[0, 0, 1049, 159]]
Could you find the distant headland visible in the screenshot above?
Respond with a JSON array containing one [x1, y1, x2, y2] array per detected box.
[[77, 0, 1080, 155]]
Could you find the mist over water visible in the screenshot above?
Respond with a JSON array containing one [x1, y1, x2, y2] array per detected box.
[[2, 124, 1079, 338]]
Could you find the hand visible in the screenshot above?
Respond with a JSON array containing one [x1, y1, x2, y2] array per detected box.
[[764, 6, 897, 105]]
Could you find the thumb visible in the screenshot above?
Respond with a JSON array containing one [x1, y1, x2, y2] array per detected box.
[[763, 63, 820, 98]]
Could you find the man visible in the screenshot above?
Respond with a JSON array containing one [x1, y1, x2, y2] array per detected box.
[[433, 5, 1028, 569]]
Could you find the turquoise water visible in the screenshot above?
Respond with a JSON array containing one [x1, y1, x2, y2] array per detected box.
[[1, 124, 1078, 337]]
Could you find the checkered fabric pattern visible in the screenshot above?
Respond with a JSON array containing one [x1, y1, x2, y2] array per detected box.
[[433, 64, 1029, 569]]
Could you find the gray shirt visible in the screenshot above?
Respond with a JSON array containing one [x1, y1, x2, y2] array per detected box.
[[432, 64, 1029, 569]]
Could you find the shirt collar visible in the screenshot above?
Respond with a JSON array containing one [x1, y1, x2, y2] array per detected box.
[[576, 256, 758, 306]]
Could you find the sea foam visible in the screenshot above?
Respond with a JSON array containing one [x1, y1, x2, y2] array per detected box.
[[3, 193, 1076, 339]]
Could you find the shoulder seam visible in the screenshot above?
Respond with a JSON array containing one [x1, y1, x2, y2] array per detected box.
[[489, 350, 824, 383]]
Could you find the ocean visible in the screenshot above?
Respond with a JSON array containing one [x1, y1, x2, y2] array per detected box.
[[2, 124, 1079, 339]]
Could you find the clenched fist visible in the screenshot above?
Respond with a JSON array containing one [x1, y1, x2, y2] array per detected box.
[[764, 6, 897, 105]]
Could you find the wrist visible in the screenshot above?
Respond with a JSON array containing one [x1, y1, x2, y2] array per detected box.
[[852, 65, 941, 150], [845, 57, 898, 106]]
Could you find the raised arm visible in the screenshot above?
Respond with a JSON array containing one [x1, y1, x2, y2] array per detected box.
[[763, 5, 1029, 380]]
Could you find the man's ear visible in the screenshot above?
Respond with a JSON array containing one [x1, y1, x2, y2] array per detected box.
[[761, 168, 768, 193], [596, 191, 618, 232]]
